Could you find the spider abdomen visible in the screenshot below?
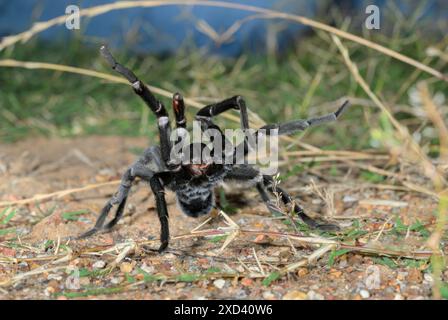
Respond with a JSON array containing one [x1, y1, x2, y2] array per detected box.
[[175, 186, 214, 217]]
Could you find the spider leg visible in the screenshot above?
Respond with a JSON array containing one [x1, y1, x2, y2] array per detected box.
[[224, 164, 261, 182], [223, 166, 286, 217], [149, 176, 170, 252], [196, 95, 249, 130], [224, 167, 338, 231], [102, 196, 128, 231], [100, 46, 172, 163], [78, 147, 163, 238], [196, 96, 252, 165], [258, 100, 349, 136], [233, 100, 349, 161], [172, 93, 186, 129], [261, 176, 340, 231], [78, 167, 135, 238], [102, 164, 155, 231], [223, 165, 280, 213]]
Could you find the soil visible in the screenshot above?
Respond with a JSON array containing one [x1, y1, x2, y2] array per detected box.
[[0, 136, 444, 300]]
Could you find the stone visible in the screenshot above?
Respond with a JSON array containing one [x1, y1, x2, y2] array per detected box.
[[360, 289, 370, 299], [213, 279, 226, 289], [92, 260, 106, 269], [283, 290, 307, 300]]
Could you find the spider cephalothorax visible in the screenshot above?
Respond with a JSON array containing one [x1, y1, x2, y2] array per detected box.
[[79, 46, 349, 252]]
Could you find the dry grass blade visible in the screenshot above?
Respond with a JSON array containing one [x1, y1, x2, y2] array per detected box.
[[252, 247, 266, 276], [0, 1, 445, 82], [195, 14, 264, 46], [0, 246, 74, 286], [217, 210, 240, 253], [108, 241, 136, 270], [359, 199, 408, 208], [282, 244, 335, 273], [0, 265, 68, 287], [0, 180, 120, 208]]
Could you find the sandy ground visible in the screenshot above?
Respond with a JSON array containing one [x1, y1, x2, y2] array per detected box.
[[0, 136, 444, 299]]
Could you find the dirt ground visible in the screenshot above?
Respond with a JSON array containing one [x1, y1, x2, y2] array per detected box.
[[0, 136, 445, 300]]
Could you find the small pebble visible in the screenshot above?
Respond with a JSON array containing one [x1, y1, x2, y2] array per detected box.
[[92, 260, 106, 269], [98, 168, 114, 176], [397, 272, 407, 281], [407, 268, 422, 283], [241, 278, 253, 287], [120, 262, 133, 274], [111, 277, 122, 285], [236, 265, 245, 273], [297, 268, 308, 277], [423, 273, 433, 283], [307, 290, 324, 300], [213, 279, 226, 289], [360, 289, 370, 299], [394, 294, 404, 300], [163, 253, 176, 260], [283, 290, 307, 300], [140, 263, 155, 274], [262, 291, 275, 299], [338, 260, 348, 268], [343, 195, 357, 203], [329, 269, 343, 279], [235, 289, 247, 299], [44, 286, 56, 297]]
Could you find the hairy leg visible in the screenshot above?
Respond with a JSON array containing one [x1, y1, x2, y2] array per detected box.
[[172, 92, 186, 129], [149, 176, 170, 252], [196, 96, 252, 164], [261, 176, 339, 231], [78, 147, 162, 238], [234, 100, 350, 160], [77, 167, 135, 238], [225, 166, 338, 231], [258, 100, 349, 136], [196, 95, 249, 130], [100, 46, 172, 163]]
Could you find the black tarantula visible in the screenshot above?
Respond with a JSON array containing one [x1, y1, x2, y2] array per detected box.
[[79, 46, 350, 252]]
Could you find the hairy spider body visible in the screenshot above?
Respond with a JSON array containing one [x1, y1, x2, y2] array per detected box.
[[79, 46, 350, 252], [163, 164, 231, 217]]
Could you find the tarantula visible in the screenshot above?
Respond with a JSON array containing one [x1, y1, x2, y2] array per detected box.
[[79, 46, 349, 252]]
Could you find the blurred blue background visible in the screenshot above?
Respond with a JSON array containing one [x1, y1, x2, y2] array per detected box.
[[0, 0, 446, 56]]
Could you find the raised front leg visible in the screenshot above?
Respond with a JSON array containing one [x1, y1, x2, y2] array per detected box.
[[100, 46, 172, 164]]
